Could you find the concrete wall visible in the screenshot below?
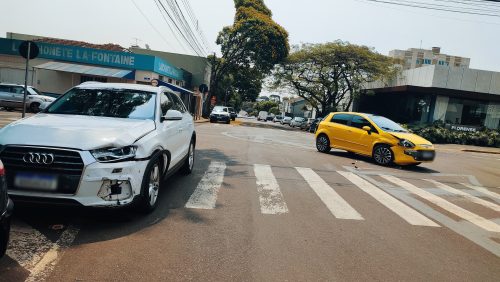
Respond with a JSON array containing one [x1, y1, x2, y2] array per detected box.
[[368, 65, 500, 96]]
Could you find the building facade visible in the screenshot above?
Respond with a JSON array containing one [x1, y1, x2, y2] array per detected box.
[[0, 32, 211, 117], [357, 65, 500, 130], [389, 47, 470, 70]]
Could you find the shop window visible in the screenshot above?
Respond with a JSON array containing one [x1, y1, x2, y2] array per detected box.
[[168, 78, 173, 83], [81, 76, 107, 83], [445, 98, 487, 126]]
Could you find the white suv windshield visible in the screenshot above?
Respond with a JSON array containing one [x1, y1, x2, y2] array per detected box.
[[46, 88, 156, 120], [214, 107, 227, 112]]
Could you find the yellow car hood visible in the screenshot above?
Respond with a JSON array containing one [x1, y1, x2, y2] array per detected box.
[[389, 132, 432, 145]]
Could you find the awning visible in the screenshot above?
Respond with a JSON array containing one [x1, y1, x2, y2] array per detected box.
[[35, 61, 135, 79]]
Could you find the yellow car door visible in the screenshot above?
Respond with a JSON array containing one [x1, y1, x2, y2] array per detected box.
[[348, 115, 379, 155], [327, 113, 352, 149]]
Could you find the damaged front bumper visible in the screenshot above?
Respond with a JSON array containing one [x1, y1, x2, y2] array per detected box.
[[8, 158, 149, 208]]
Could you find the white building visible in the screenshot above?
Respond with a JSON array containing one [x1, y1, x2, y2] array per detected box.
[[359, 65, 500, 130], [389, 47, 470, 70]]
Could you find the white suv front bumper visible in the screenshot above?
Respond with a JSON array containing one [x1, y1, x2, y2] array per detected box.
[[8, 151, 149, 207]]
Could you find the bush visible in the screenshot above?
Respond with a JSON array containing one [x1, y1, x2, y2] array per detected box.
[[409, 123, 500, 148]]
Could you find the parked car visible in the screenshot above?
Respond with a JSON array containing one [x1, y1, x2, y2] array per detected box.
[[257, 111, 268, 121], [290, 117, 306, 127], [308, 117, 323, 133], [210, 106, 231, 124], [273, 115, 283, 123], [280, 116, 292, 125], [315, 112, 435, 166], [0, 83, 56, 112], [0, 159, 13, 258], [300, 118, 315, 130], [0, 82, 196, 213], [266, 113, 275, 121], [228, 107, 237, 121]]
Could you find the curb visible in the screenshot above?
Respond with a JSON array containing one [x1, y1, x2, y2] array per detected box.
[[239, 121, 302, 132], [461, 149, 500, 155]]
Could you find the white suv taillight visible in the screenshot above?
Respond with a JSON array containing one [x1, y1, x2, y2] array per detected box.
[[0, 161, 4, 176]]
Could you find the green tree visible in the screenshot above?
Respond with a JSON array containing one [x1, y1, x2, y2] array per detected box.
[[268, 106, 280, 115], [270, 41, 396, 117], [205, 0, 289, 116], [255, 100, 278, 112]]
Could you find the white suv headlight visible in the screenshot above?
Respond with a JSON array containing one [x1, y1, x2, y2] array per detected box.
[[91, 146, 137, 162]]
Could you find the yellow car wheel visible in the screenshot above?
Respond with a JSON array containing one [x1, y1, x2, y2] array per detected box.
[[373, 144, 393, 166], [316, 134, 331, 153]]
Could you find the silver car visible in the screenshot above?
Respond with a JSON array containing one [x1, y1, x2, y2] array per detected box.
[[0, 83, 55, 112], [280, 116, 292, 125], [290, 117, 306, 127]]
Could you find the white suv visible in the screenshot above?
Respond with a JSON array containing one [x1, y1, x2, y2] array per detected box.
[[0, 83, 195, 212], [0, 83, 55, 112]]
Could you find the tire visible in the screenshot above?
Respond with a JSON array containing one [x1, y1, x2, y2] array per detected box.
[[231, 117, 235, 121], [210, 119, 215, 123], [373, 144, 394, 166], [226, 119, 230, 124], [316, 134, 331, 153], [29, 102, 40, 113], [181, 139, 195, 175], [137, 153, 163, 213]]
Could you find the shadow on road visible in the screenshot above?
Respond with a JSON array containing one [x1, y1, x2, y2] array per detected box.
[[327, 150, 440, 173], [10, 149, 240, 245]]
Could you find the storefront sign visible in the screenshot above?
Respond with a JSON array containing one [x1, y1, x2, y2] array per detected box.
[[0, 38, 183, 81], [445, 124, 481, 132]]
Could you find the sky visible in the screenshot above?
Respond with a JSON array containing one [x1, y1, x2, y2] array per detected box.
[[1, 0, 499, 72]]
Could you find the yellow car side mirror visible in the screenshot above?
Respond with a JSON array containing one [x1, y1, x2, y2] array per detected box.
[[362, 126, 371, 132]]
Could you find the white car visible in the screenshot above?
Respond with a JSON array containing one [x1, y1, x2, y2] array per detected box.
[[0, 83, 55, 112], [209, 106, 231, 124], [280, 116, 292, 125], [0, 82, 195, 213], [257, 111, 268, 121]]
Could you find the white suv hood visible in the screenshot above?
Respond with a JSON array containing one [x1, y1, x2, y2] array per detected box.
[[0, 114, 156, 150]]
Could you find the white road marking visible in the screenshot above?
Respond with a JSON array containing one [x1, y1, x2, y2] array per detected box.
[[254, 164, 289, 215], [461, 183, 500, 202], [425, 179, 500, 212], [382, 175, 500, 233], [6, 221, 53, 270], [295, 168, 363, 220], [26, 225, 80, 282], [185, 161, 226, 209], [339, 171, 438, 226]]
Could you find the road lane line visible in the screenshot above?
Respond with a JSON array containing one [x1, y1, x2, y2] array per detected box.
[[295, 168, 363, 220], [425, 179, 500, 212], [460, 183, 500, 202], [26, 225, 80, 282], [6, 221, 53, 270], [185, 161, 226, 209], [254, 164, 289, 215], [339, 171, 438, 226], [382, 175, 500, 232]]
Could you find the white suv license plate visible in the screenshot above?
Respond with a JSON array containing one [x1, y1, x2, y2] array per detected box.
[[14, 173, 58, 191]]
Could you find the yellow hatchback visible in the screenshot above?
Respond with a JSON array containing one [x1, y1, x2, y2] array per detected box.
[[315, 112, 435, 166]]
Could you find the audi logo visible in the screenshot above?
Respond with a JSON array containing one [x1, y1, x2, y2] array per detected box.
[[23, 152, 55, 165]]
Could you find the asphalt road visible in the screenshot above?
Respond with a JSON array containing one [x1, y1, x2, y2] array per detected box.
[[1, 119, 500, 281]]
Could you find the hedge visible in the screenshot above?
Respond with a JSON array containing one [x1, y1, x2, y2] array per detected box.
[[405, 122, 500, 148]]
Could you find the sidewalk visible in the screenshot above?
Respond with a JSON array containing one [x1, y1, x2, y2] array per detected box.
[[434, 144, 500, 155]]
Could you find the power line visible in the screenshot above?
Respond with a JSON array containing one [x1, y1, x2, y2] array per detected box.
[[155, 0, 204, 56], [361, 0, 500, 17], [129, 0, 176, 50]]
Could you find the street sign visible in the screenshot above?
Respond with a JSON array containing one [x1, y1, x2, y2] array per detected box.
[[19, 41, 39, 59]]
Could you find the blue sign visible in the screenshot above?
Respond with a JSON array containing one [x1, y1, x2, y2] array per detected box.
[[0, 38, 183, 81]]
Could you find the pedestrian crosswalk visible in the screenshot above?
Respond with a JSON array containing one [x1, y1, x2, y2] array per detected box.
[[183, 160, 500, 257], [186, 161, 500, 233]]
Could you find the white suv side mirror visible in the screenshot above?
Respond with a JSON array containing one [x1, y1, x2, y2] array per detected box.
[[161, 110, 183, 122]]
